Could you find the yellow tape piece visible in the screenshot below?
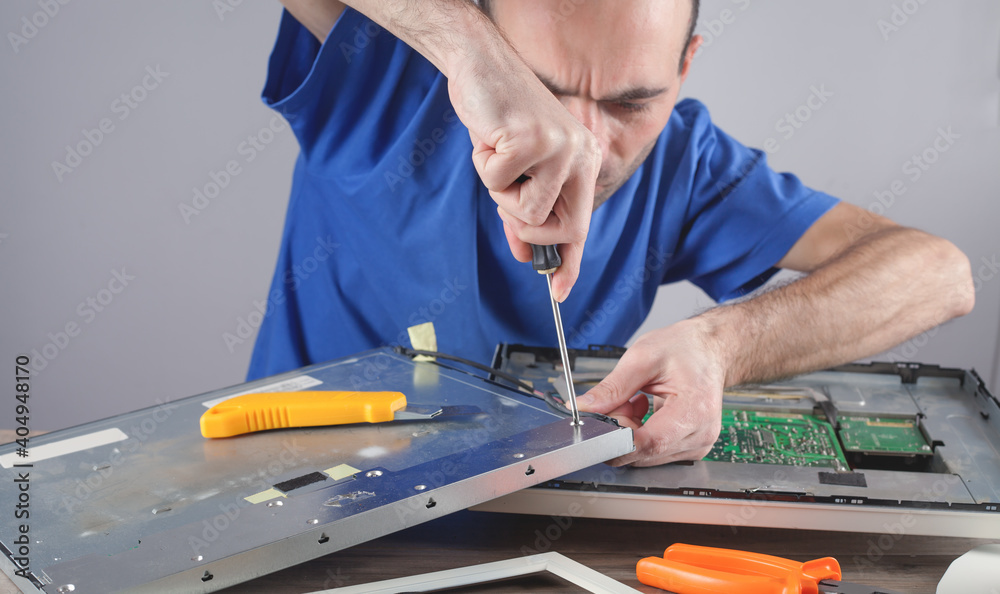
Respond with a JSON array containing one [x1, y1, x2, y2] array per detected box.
[[324, 463, 360, 481], [407, 322, 437, 361], [244, 488, 286, 504]]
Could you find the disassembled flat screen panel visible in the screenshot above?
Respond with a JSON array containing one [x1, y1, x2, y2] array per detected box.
[[481, 344, 1000, 538], [0, 348, 632, 593]]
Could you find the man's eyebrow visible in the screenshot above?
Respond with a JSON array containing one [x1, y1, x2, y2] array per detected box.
[[603, 86, 670, 103], [534, 72, 669, 103]]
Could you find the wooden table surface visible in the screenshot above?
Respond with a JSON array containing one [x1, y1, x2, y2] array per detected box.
[[224, 509, 996, 593], [1, 432, 996, 593]]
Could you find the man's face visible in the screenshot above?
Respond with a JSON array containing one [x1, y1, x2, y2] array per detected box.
[[491, 0, 700, 207]]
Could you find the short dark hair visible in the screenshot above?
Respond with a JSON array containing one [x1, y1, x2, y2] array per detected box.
[[478, 0, 700, 72], [684, 0, 700, 70]]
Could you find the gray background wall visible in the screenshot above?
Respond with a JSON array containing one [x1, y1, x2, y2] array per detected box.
[[2, 1, 998, 431]]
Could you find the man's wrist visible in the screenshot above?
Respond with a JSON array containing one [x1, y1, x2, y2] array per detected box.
[[692, 303, 753, 389]]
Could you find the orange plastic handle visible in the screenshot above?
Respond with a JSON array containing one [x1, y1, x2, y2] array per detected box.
[[200, 391, 407, 438], [637, 543, 841, 594]]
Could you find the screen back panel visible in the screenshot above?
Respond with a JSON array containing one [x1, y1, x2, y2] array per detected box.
[[478, 344, 1000, 538]]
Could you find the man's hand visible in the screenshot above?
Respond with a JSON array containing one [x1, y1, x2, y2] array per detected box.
[[446, 23, 600, 302], [280, 0, 600, 301], [577, 318, 728, 467]]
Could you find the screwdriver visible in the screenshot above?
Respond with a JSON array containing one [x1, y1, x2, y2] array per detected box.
[[531, 243, 582, 427], [509, 173, 582, 427]]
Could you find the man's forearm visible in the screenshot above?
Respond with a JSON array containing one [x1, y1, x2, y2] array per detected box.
[[280, 0, 502, 79], [706, 227, 974, 387], [352, 0, 499, 79]]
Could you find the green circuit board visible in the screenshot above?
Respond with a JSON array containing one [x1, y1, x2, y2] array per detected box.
[[838, 416, 931, 455], [703, 409, 850, 471]]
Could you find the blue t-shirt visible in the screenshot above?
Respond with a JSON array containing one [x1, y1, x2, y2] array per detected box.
[[246, 8, 838, 380]]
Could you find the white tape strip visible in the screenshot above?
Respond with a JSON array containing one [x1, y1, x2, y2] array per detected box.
[[201, 375, 323, 409], [0, 428, 128, 468]]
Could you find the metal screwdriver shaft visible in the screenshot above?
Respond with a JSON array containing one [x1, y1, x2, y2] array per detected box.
[[531, 244, 582, 427]]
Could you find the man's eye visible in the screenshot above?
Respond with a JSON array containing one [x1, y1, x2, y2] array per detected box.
[[616, 101, 646, 113]]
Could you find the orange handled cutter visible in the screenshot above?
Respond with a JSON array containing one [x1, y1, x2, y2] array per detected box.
[[636, 543, 903, 594], [200, 391, 479, 438]]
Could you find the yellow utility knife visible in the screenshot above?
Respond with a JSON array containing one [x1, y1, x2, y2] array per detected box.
[[200, 391, 476, 438]]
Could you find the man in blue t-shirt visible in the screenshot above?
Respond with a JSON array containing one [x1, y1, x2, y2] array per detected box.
[[253, 0, 974, 466]]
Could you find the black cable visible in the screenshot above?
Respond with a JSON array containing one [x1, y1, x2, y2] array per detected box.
[[394, 347, 538, 394], [394, 346, 619, 426]]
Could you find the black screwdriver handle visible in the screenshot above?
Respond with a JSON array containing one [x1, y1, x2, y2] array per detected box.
[[531, 244, 561, 274], [511, 174, 562, 275]]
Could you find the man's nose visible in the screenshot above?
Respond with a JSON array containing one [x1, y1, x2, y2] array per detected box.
[[563, 98, 611, 160]]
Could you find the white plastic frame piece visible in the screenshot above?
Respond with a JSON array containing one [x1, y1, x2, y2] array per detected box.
[[316, 552, 642, 594]]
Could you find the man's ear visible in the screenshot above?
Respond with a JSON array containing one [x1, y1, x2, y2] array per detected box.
[[680, 34, 703, 83]]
